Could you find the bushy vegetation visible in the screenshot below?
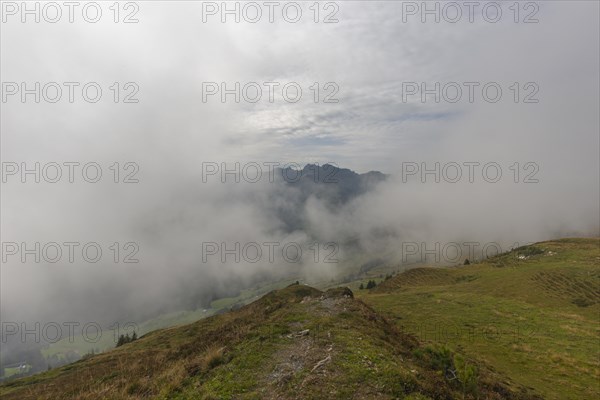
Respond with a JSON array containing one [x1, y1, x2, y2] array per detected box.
[[412, 345, 479, 398], [515, 245, 545, 257], [453, 354, 478, 399], [360, 280, 379, 289], [115, 331, 138, 347]]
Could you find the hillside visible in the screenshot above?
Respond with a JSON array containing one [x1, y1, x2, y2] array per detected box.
[[1, 238, 597, 399], [1, 285, 540, 399], [361, 238, 600, 400]]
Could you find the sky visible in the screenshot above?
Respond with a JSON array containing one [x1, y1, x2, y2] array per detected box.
[[1, 1, 599, 349]]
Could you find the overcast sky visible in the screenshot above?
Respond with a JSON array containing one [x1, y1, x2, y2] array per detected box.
[[1, 1, 599, 339]]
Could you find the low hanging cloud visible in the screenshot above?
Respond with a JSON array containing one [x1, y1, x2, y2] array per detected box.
[[1, 1, 598, 358]]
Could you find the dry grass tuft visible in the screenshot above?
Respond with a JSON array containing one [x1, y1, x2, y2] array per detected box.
[[186, 345, 226, 376]]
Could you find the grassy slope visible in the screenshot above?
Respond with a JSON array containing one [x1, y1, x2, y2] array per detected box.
[[0, 285, 541, 399], [1, 238, 596, 399], [41, 278, 300, 361], [360, 238, 600, 400]]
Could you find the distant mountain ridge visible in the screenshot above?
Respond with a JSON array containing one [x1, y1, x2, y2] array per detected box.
[[265, 164, 387, 235], [278, 163, 387, 184], [275, 163, 387, 205]]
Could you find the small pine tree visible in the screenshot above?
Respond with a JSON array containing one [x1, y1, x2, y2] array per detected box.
[[359, 283, 364, 290], [464, 259, 470, 265], [132, 331, 138, 341], [453, 354, 478, 399]]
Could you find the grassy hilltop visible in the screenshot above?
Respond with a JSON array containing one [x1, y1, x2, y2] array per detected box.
[[361, 238, 600, 400], [1, 238, 598, 399]]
